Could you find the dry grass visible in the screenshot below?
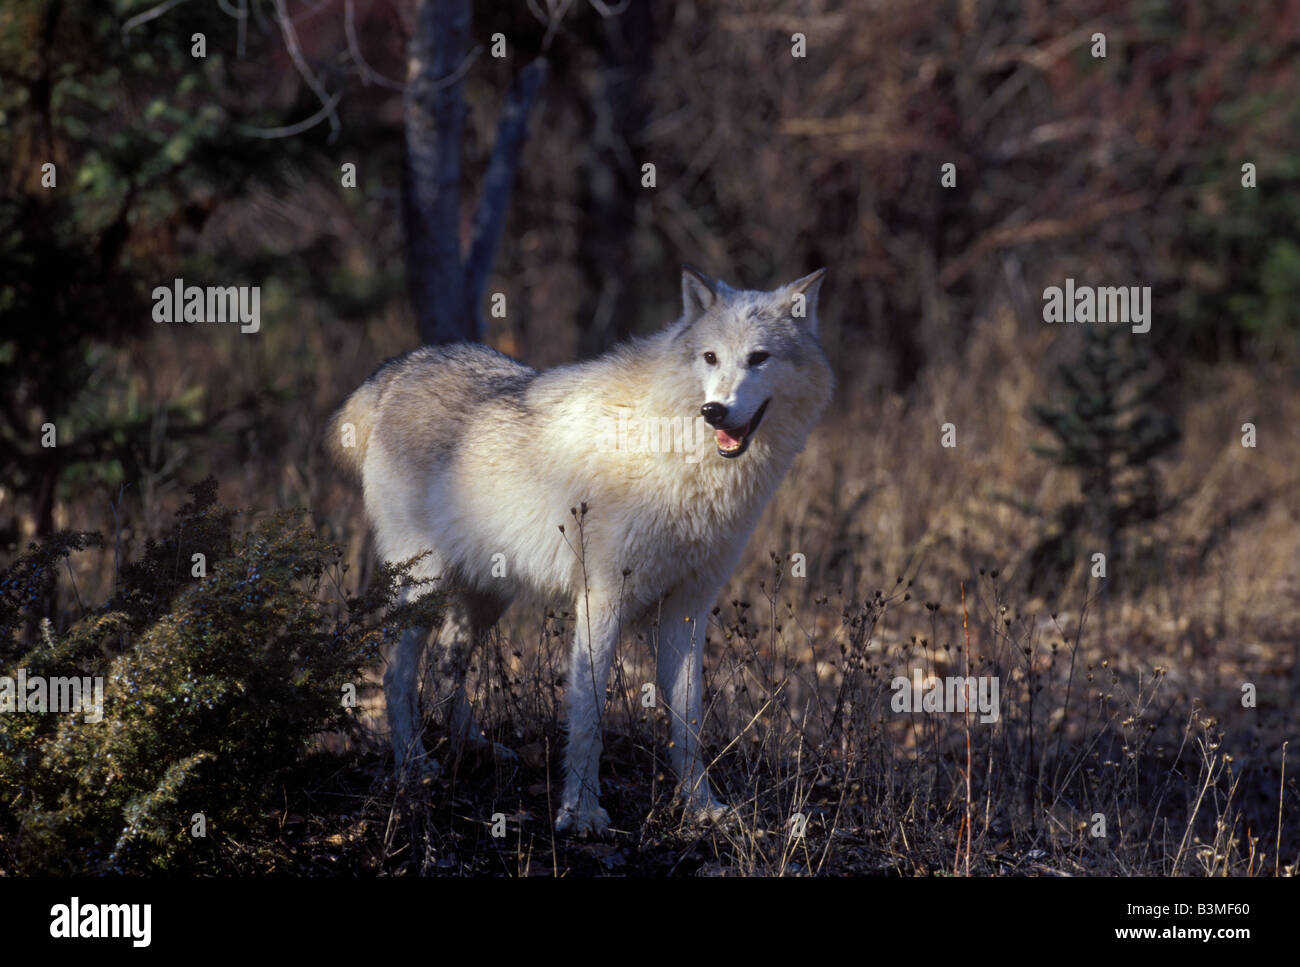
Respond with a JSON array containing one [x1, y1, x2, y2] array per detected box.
[[30, 279, 1296, 876]]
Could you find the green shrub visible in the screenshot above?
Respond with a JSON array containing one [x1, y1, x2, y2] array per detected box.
[[0, 481, 435, 874]]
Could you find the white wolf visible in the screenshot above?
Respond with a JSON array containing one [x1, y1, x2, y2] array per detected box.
[[329, 267, 833, 835]]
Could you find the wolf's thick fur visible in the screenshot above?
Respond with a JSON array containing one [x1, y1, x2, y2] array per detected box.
[[330, 268, 833, 834]]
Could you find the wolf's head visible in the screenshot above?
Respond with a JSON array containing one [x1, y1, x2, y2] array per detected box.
[[674, 267, 832, 460]]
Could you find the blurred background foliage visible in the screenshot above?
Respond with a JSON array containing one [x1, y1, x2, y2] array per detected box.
[[0, 0, 1296, 643], [1, 1, 1297, 551]]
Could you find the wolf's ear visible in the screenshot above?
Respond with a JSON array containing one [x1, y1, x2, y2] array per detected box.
[[681, 265, 720, 323], [786, 268, 827, 335]]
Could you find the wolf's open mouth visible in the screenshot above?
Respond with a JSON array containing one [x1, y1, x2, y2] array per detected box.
[[715, 398, 770, 458]]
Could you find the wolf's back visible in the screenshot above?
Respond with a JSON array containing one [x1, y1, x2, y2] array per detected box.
[[326, 343, 536, 480]]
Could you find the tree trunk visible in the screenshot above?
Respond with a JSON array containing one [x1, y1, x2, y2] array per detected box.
[[577, 2, 653, 356], [402, 0, 472, 345], [402, 0, 548, 347]]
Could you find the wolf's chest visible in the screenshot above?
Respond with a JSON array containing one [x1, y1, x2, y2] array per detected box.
[[605, 459, 777, 572]]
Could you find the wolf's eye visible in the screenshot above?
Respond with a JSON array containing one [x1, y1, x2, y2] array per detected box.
[[702, 351, 718, 365], [747, 351, 770, 367]]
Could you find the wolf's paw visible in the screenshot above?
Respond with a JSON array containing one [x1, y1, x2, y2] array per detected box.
[[678, 782, 731, 825], [689, 798, 731, 824], [682, 796, 731, 826], [555, 803, 611, 837]]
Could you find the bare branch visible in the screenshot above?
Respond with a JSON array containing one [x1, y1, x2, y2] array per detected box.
[[272, 0, 341, 142], [541, 0, 578, 52], [216, 0, 249, 59], [121, 0, 193, 40], [237, 91, 343, 139], [587, 0, 630, 16], [429, 44, 483, 92], [464, 58, 549, 337], [344, 0, 403, 90]]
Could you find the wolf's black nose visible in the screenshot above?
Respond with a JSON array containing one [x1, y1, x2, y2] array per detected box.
[[701, 402, 728, 426]]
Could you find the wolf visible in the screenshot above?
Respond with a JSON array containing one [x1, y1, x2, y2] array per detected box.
[[328, 267, 833, 835]]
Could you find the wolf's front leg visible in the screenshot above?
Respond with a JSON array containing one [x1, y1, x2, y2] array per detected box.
[[656, 595, 728, 823], [556, 592, 620, 836]]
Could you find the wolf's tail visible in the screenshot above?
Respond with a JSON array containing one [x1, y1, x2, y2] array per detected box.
[[325, 379, 381, 480]]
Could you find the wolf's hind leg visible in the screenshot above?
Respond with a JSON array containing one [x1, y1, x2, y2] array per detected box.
[[435, 592, 516, 763]]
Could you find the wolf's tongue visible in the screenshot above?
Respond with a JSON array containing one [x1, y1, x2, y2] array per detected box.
[[716, 427, 743, 448]]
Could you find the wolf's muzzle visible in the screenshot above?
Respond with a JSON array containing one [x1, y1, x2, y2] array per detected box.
[[713, 398, 770, 459]]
